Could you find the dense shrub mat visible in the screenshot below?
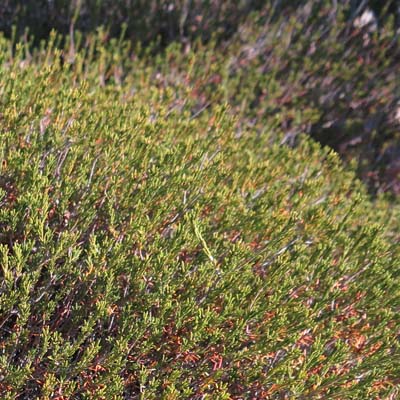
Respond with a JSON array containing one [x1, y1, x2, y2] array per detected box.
[[0, 35, 399, 399]]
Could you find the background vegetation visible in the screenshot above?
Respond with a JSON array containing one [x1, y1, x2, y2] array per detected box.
[[1, 1, 399, 45], [0, 1, 399, 399]]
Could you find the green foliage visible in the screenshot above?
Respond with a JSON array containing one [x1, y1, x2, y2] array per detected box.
[[0, 31, 398, 399], [2, 2, 400, 194]]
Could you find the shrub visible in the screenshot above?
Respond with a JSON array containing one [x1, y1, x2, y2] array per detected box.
[[2, 1, 400, 194], [0, 34, 399, 399]]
